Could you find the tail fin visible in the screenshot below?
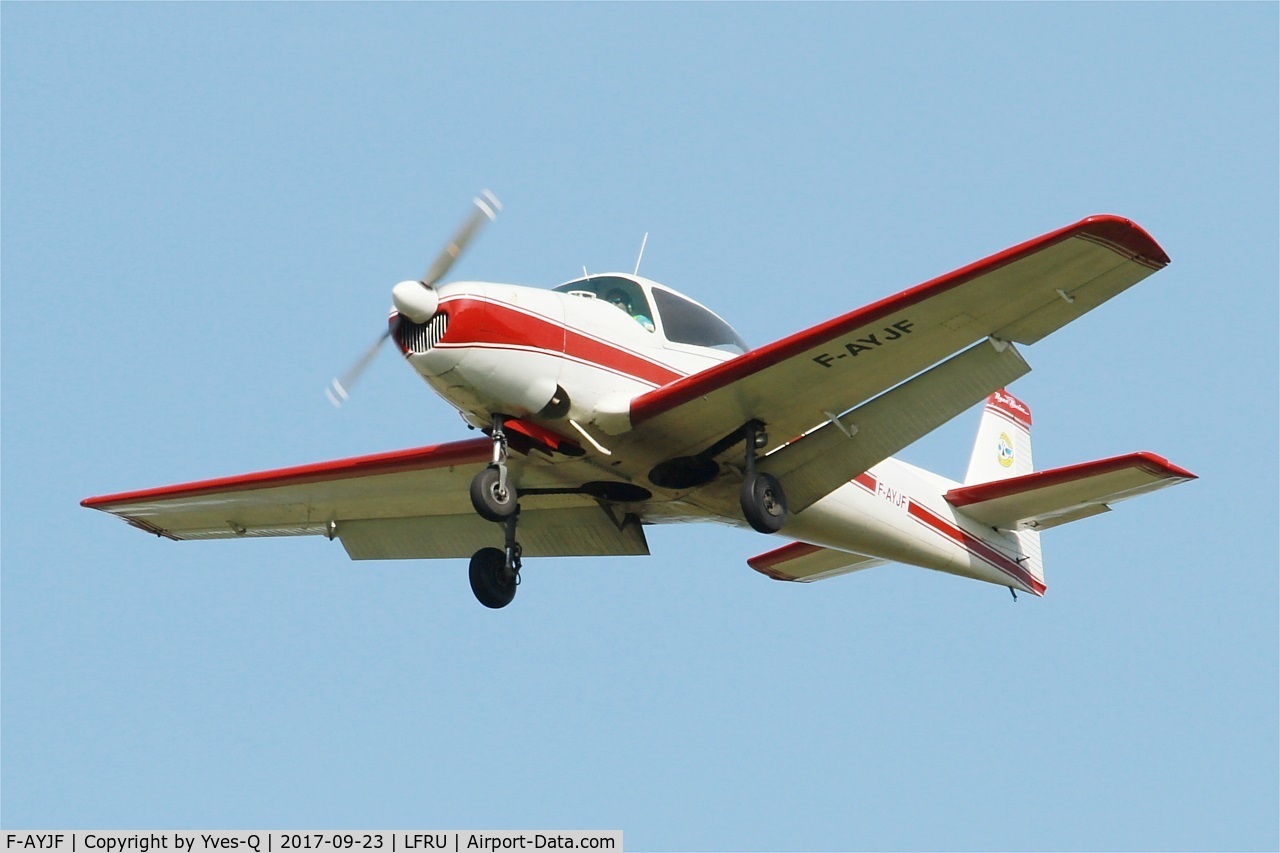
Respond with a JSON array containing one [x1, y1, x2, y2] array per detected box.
[[965, 389, 1034, 484], [963, 389, 1043, 590]]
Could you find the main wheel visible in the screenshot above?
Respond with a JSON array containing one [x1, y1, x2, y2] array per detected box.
[[469, 547, 517, 609], [470, 465, 516, 522], [741, 471, 787, 534]]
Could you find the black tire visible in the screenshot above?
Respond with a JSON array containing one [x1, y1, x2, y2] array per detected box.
[[741, 472, 787, 534], [469, 547, 516, 609], [470, 465, 516, 522]]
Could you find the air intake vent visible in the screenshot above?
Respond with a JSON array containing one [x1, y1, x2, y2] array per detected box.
[[396, 312, 449, 354]]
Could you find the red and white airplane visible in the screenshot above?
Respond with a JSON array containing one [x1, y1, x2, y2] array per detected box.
[[83, 193, 1196, 608]]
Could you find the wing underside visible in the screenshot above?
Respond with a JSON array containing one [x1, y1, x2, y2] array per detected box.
[[82, 438, 650, 558], [627, 216, 1170, 486]]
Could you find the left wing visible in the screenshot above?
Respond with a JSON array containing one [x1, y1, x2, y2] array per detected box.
[[82, 438, 649, 558], [944, 452, 1197, 531], [628, 215, 1169, 465]]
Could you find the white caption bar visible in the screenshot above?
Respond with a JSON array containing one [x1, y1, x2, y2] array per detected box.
[[3, 833, 622, 853]]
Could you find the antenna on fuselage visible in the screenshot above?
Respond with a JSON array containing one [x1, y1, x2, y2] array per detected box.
[[633, 232, 649, 276]]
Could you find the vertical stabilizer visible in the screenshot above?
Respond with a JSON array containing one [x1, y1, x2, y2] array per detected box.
[[964, 389, 1034, 485], [963, 389, 1042, 590]]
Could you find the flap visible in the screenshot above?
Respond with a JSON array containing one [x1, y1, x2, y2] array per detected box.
[[339, 507, 649, 559], [945, 452, 1197, 530], [761, 337, 1029, 512]]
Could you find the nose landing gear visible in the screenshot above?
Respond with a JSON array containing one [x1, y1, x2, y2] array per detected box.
[[470, 416, 518, 522]]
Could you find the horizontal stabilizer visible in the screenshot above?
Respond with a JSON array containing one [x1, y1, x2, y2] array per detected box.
[[945, 452, 1196, 531], [748, 541, 885, 582]]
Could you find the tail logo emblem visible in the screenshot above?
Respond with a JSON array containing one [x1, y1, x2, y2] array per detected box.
[[997, 433, 1015, 468]]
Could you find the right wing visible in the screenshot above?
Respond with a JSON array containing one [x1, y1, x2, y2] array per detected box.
[[944, 452, 1197, 531], [627, 216, 1169, 472], [82, 438, 649, 559]]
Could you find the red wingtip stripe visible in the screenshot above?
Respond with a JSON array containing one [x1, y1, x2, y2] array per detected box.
[[1130, 450, 1198, 481], [82, 438, 494, 509], [1078, 215, 1171, 268]]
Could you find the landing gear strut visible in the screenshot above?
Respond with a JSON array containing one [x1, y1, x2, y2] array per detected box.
[[470, 415, 517, 522], [740, 420, 787, 534]]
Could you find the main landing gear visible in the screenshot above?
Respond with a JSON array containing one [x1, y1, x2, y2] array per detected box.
[[646, 419, 789, 534], [468, 416, 522, 608], [740, 420, 788, 534]]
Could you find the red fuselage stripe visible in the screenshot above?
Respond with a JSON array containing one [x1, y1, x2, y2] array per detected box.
[[907, 499, 1046, 594], [438, 297, 685, 388]]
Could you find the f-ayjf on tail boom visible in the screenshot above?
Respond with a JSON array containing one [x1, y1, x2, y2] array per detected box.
[[83, 202, 1196, 608]]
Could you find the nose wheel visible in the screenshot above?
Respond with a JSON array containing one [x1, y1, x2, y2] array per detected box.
[[470, 465, 517, 522], [470, 415, 518, 522]]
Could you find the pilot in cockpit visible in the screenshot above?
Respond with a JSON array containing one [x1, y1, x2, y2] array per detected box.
[[605, 288, 655, 332]]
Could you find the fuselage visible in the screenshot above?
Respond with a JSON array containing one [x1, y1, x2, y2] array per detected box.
[[396, 274, 738, 431], [392, 274, 1043, 595]]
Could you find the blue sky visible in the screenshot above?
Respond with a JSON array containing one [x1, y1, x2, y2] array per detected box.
[[3, 3, 1276, 850]]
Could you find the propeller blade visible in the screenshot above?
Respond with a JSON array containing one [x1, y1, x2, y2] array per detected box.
[[326, 327, 393, 407], [420, 189, 502, 288], [327, 190, 500, 408]]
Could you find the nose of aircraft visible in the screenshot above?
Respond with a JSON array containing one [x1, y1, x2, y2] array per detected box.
[[390, 281, 488, 370], [324, 190, 500, 407], [391, 279, 440, 323]]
